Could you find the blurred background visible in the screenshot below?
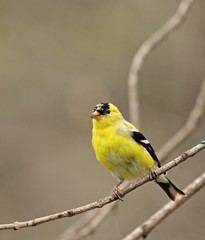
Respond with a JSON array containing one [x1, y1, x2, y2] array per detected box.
[[0, 0, 205, 239]]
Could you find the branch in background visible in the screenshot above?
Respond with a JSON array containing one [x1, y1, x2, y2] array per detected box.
[[158, 76, 205, 162], [56, 203, 116, 240], [56, 212, 97, 240], [127, 0, 196, 127], [0, 142, 204, 231], [122, 172, 205, 240]]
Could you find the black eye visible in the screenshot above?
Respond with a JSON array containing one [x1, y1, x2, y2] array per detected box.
[[106, 109, 110, 114], [98, 109, 104, 115]]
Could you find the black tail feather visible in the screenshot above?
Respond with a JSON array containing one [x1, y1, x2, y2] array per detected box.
[[156, 177, 186, 201]]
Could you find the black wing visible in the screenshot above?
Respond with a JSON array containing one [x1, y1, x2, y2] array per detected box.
[[131, 130, 161, 167]]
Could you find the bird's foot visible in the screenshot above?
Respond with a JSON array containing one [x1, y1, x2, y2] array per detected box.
[[149, 168, 158, 180], [113, 181, 124, 202]]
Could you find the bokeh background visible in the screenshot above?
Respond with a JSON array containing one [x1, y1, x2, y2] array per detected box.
[[0, 0, 205, 239]]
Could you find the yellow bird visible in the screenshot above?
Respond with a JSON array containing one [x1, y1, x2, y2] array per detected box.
[[91, 103, 185, 201]]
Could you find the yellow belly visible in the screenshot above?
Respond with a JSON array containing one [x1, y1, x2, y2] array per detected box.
[[92, 127, 154, 181]]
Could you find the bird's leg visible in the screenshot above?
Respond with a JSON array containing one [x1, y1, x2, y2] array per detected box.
[[113, 180, 124, 201], [149, 168, 158, 180]]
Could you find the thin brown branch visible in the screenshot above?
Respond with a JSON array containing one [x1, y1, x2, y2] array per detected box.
[[56, 211, 98, 240], [158, 76, 205, 162], [128, 0, 196, 127], [122, 171, 205, 240], [0, 141, 204, 231], [56, 202, 116, 240]]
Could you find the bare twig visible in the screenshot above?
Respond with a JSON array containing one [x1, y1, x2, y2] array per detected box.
[[128, 0, 196, 126], [158, 76, 205, 162], [122, 171, 205, 240], [56, 212, 97, 240], [56, 203, 116, 240], [0, 142, 204, 231]]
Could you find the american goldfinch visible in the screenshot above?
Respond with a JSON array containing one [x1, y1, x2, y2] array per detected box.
[[91, 103, 185, 201]]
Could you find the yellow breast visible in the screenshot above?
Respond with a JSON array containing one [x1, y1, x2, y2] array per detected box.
[[92, 123, 154, 181]]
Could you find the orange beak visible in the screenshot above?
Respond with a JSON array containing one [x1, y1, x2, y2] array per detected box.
[[91, 111, 101, 120]]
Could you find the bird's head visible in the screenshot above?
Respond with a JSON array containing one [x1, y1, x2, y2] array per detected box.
[[91, 103, 123, 127]]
